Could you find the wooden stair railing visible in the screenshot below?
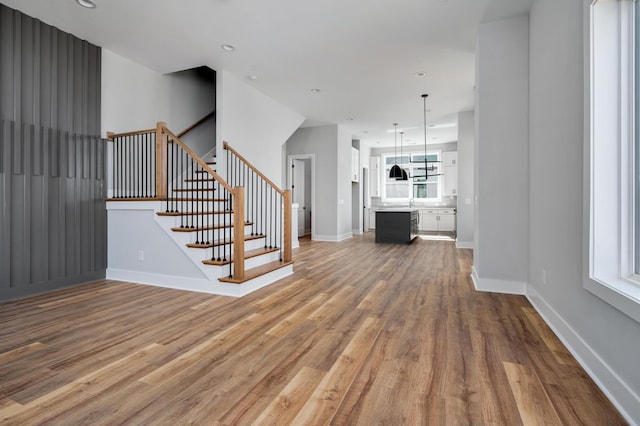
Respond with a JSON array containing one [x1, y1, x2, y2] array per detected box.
[[107, 122, 245, 280], [177, 110, 216, 139], [223, 141, 292, 264], [106, 122, 292, 283]]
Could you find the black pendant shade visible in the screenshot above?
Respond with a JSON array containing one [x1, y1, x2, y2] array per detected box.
[[389, 164, 404, 179], [388, 123, 409, 181]]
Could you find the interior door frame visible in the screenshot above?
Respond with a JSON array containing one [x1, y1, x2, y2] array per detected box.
[[287, 154, 316, 240]]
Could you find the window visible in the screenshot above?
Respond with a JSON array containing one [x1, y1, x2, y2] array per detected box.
[[587, 0, 640, 323], [636, 0, 640, 275], [383, 152, 441, 201]]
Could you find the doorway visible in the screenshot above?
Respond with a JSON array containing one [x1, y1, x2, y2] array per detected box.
[[288, 155, 314, 239]]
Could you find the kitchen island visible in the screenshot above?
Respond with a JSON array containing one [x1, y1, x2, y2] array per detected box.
[[375, 209, 419, 244]]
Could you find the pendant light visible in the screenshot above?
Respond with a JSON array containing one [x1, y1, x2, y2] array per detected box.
[[389, 123, 404, 179], [412, 93, 442, 179], [398, 131, 408, 180]]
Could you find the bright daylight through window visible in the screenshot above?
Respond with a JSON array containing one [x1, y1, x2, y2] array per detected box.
[[383, 153, 441, 201]]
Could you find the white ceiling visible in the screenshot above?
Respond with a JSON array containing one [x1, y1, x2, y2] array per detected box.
[[2, 0, 534, 148]]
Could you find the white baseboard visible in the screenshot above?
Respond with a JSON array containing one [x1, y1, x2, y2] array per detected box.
[[456, 240, 474, 249], [471, 266, 526, 295], [526, 285, 640, 425], [313, 232, 353, 242], [106, 265, 293, 298]]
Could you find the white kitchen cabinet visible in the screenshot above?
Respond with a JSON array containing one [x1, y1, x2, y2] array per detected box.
[[442, 151, 458, 167], [419, 208, 455, 232], [351, 147, 359, 182], [369, 210, 376, 229], [420, 209, 438, 232], [444, 168, 457, 196], [369, 156, 380, 197], [438, 210, 456, 231], [442, 151, 458, 196]]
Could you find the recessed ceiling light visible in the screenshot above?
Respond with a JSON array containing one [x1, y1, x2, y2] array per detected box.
[[221, 44, 236, 52], [414, 72, 427, 78], [310, 88, 321, 94], [247, 75, 258, 81], [76, 0, 96, 8], [363, 131, 368, 133], [346, 117, 354, 121]]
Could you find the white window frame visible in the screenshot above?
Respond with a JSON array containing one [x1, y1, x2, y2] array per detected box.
[[586, 0, 640, 323], [382, 151, 442, 202]]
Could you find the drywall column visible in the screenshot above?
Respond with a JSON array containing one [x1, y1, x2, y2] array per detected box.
[[456, 110, 475, 248], [473, 15, 529, 294], [526, 0, 640, 420]]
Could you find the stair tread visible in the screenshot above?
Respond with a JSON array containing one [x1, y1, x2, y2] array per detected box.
[[186, 234, 265, 248], [171, 221, 253, 232], [173, 188, 216, 192], [202, 247, 280, 266], [218, 260, 293, 284], [184, 178, 217, 182], [157, 210, 232, 216], [166, 197, 227, 202]]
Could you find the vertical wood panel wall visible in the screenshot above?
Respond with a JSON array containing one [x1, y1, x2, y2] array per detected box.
[[0, 4, 106, 301]]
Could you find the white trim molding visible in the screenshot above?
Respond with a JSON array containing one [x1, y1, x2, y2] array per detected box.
[[456, 240, 474, 249], [586, 0, 640, 323], [527, 286, 640, 424], [471, 266, 527, 295]]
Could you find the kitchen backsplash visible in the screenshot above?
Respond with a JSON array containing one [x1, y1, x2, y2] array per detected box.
[[370, 196, 457, 209]]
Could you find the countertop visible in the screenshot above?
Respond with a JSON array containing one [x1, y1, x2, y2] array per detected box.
[[375, 208, 419, 213]]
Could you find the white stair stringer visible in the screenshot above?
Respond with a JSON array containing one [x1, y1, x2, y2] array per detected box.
[[106, 200, 292, 297]]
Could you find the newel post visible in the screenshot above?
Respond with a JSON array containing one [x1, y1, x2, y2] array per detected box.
[[156, 121, 167, 198], [233, 186, 245, 280], [283, 190, 292, 263]]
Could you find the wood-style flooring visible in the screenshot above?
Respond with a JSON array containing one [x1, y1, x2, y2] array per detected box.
[[0, 233, 627, 425]]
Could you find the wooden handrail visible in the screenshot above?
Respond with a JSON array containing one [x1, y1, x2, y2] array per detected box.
[[177, 110, 216, 139], [223, 141, 285, 196], [163, 126, 233, 194], [156, 122, 168, 198], [106, 128, 156, 140]]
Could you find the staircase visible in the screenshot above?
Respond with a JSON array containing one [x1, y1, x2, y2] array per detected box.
[[105, 121, 293, 297]]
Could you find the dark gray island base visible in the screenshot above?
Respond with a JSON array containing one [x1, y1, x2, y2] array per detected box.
[[375, 209, 419, 244]]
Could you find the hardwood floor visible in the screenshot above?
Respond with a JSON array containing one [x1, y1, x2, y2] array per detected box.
[[0, 233, 627, 425]]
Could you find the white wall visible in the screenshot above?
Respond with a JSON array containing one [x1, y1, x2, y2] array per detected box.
[[102, 50, 215, 138], [102, 49, 165, 135], [456, 110, 475, 248], [527, 0, 640, 421], [337, 126, 353, 240], [217, 70, 304, 187], [473, 16, 529, 294], [285, 125, 337, 240]]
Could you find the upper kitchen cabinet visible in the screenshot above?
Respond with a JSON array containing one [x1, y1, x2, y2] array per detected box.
[[369, 156, 380, 197], [443, 151, 458, 196], [351, 147, 359, 182], [443, 151, 458, 167]]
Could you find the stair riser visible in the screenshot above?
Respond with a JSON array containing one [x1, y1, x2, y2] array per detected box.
[[164, 201, 229, 210], [191, 238, 271, 256]]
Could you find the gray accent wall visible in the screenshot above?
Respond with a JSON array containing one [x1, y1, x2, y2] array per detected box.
[[0, 4, 106, 301]]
